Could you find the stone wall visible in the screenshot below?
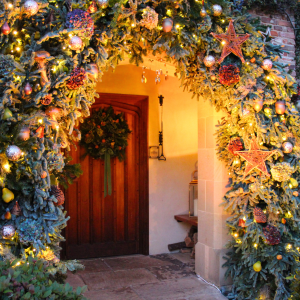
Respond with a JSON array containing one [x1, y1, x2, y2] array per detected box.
[[250, 9, 296, 76]]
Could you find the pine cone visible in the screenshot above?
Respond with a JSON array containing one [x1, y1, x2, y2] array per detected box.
[[219, 64, 240, 86], [253, 207, 267, 223], [263, 224, 281, 245], [50, 186, 65, 206]]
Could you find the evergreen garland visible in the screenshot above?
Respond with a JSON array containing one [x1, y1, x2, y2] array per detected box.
[[0, 0, 299, 297]]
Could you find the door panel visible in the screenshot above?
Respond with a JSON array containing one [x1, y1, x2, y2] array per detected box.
[[64, 94, 148, 259]]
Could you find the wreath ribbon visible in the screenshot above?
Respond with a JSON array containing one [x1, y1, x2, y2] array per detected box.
[[104, 152, 112, 197]]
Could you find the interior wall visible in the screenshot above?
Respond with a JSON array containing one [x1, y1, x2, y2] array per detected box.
[[96, 64, 198, 254]]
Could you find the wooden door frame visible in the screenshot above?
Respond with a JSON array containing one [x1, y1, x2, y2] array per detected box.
[[62, 93, 149, 257]]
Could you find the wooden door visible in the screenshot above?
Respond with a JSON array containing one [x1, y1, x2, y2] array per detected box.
[[64, 94, 149, 259]]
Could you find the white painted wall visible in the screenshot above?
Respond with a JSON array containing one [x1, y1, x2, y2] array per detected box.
[[96, 64, 198, 254]]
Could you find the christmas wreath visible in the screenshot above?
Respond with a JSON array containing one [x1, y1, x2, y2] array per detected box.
[[80, 106, 132, 196]]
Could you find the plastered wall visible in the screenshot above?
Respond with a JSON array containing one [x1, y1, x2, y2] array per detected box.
[[96, 64, 198, 254]]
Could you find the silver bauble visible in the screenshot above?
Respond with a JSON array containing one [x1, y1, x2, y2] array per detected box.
[[18, 127, 30, 141], [69, 36, 83, 51], [282, 142, 293, 154], [200, 7, 207, 17], [261, 59, 273, 71], [6, 145, 22, 161], [212, 4, 222, 16], [2, 225, 15, 239], [162, 18, 173, 33], [97, 0, 109, 8], [24, 0, 39, 16], [86, 63, 99, 80], [203, 55, 215, 68]]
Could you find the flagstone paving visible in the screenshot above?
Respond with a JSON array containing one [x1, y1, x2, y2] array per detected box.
[[66, 253, 228, 300]]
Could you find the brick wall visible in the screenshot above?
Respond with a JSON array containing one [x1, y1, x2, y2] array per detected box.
[[250, 9, 296, 76]]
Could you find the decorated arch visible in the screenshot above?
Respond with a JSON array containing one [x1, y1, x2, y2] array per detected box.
[[0, 0, 299, 298]]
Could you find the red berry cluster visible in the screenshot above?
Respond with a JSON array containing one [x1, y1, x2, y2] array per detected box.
[[228, 137, 243, 155], [65, 9, 94, 39], [66, 67, 86, 90], [263, 224, 281, 245], [219, 64, 240, 86]]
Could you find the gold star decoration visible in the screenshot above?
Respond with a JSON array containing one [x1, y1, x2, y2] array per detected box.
[[211, 19, 251, 63], [236, 137, 277, 178]]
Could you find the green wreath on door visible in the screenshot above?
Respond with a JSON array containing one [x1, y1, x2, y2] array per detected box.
[[80, 106, 132, 196]]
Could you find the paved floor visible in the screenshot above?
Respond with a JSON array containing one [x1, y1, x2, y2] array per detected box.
[[66, 253, 227, 300]]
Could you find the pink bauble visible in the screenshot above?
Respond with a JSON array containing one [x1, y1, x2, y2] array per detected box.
[[162, 18, 173, 33], [261, 59, 273, 71], [69, 36, 83, 51], [24, 0, 39, 16]]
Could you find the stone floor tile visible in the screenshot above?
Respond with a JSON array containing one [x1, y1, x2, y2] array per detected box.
[[78, 258, 111, 274], [150, 253, 186, 266], [132, 277, 221, 300], [148, 264, 195, 281], [104, 255, 172, 270], [84, 287, 142, 300], [65, 272, 86, 290], [169, 252, 195, 265], [188, 292, 228, 300], [81, 268, 159, 290]]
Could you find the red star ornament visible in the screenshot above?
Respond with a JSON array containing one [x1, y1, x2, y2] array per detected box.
[[236, 137, 276, 178], [211, 20, 251, 63]]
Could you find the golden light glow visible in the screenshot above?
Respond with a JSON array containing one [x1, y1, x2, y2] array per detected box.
[[175, 24, 180, 29], [56, 125, 59, 130], [233, 233, 238, 238], [68, 33, 73, 38], [16, 47, 20, 51], [13, 30, 17, 35], [277, 211, 280, 214], [131, 23, 135, 27], [221, 40, 226, 45], [167, 9, 172, 16], [254, 243, 258, 248], [8, 3, 13, 8], [286, 244, 292, 250], [63, 46, 66, 50], [3, 163, 10, 172], [38, 119, 43, 124]]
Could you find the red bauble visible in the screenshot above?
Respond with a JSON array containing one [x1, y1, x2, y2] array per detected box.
[[1, 22, 10, 35], [45, 106, 61, 119], [219, 64, 240, 86], [24, 82, 32, 95]]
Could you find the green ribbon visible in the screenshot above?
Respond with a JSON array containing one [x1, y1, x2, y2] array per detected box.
[[104, 152, 112, 197]]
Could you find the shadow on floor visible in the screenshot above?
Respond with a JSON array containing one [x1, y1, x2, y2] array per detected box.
[[66, 252, 227, 300]]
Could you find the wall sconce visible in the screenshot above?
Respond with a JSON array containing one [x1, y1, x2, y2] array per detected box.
[[158, 95, 166, 161]]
